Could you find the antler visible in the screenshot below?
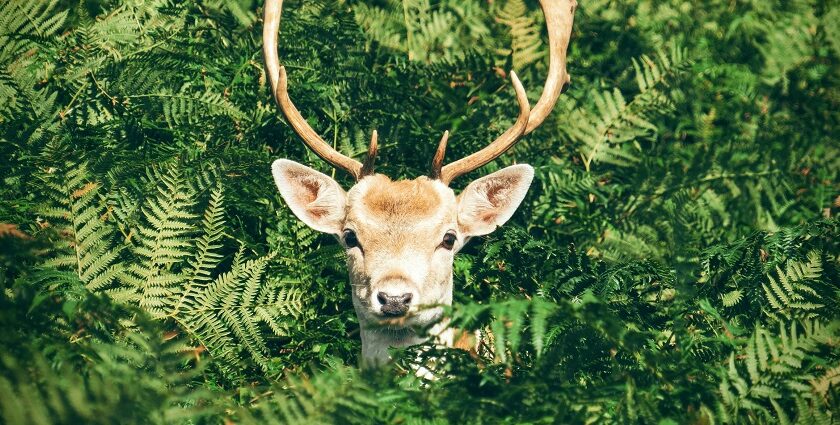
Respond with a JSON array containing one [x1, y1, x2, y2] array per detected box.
[[433, 72, 530, 184], [431, 0, 577, 184], [263, 0, 376, 180]]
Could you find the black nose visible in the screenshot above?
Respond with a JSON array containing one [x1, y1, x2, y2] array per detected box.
[[377, 292, 412, 317]]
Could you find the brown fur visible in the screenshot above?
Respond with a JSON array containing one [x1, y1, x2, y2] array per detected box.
[[361, 175, 441, 218], [452, 328, 478, 352]]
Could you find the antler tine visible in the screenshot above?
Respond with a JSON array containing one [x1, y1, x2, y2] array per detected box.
[[360, 130, 379, 177], [438, 72, 530, 185], [263, 0, 364, 180], [524, 0, 577, 135], [429, 130, 449, 179]]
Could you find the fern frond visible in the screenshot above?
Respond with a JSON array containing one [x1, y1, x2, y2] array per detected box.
[[169, 184, 226, 318], [496, 0, 544, 69], [122, 165, 197, 317], [632, 45, 690, 94], [568, 88, 651, 171], [762, 252, 824, 320], [811, 366, 840, 397], [721, 289, 744, 308], [719, 320, 839, 421], [353, 0, 494, 63], [176, 248, 281, 373], [237, 360, 381, 425], [566, 48, 690, 172], [36, 164, 123, 292], [146, 85, 246, 128], [452, 298, 557, 364]]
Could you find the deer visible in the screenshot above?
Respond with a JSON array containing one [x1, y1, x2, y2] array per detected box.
[[263, 0, 576, 366]]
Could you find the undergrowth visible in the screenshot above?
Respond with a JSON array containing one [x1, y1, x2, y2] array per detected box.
[[0, 0, 837, 423]]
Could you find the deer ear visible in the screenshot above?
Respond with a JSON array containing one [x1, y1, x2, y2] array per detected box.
[[272, 159, 347, 234], [457, 164, 534, 237]]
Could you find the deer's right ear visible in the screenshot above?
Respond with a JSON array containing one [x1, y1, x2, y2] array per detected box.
[[272, 159, 347, 234]]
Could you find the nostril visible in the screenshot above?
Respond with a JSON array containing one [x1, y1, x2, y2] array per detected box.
[[377, 292, 412, 317]]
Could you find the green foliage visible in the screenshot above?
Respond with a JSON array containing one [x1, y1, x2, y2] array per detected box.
[[719, 320, 838, 423], [762, 252, 825, 320], [567, 46, 690, 171], [1, 0, 838, 423], [495, 0, 545, 69], [26, 161, 305, 378], [0, 277, 215, 424]]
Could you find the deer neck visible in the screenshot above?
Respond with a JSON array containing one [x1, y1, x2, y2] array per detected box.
[[360, 320, 455, 367]]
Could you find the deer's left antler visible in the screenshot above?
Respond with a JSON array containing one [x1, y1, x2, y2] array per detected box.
[[431, 0, 577, 185]]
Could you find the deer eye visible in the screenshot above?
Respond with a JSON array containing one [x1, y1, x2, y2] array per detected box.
[[343, 229, 360, 249], [440, 231, 457, 250]]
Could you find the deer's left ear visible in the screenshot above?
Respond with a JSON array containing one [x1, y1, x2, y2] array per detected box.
[[457, 164, 534, 237]]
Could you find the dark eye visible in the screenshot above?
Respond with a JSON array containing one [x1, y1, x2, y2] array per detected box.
[[440, 231, 457, 250], [343, 229, 360, 249]]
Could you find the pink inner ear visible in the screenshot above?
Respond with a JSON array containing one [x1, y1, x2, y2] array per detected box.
[[476, 176, 520, 225], [478, 210, 497, 224], [293, 176, 329, 219], [299, 179, 319, 203], [486, 184, 504, 207], [308, 206, 328, 219], [286, 169, 320, 205], [486, 176, 516, 207]]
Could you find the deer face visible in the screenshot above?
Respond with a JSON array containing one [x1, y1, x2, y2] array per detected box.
[[272, 160, 534, 331]]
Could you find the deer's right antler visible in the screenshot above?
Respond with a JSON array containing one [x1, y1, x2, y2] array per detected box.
[[263, 0, 374, 180]]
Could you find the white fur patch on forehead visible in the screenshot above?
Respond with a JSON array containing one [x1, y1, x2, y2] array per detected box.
[[348, 175, 455, 222]]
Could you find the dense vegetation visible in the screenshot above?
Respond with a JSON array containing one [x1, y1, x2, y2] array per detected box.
[[1, 0, 838, 423]]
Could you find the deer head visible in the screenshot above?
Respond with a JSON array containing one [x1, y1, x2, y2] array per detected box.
[[263, 0, 576, 365]]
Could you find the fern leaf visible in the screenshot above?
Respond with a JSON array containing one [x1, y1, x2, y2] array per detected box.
[[721, 289, 743, 307], [496, 0, 544, 69]]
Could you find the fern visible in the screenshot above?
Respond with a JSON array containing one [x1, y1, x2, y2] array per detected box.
[[30, 162, 306, 376], [757, 9, 817, 89], [353, 0, 494, 63], [811, 365, 840, 398], [718, 320, 840, 422], [632, 45, 690, 94], [532, 154, 598, 226], [495, 0, 544, 69], [0, 318, 207, 425], [0, 0, 65, 144], [115, 165, 304, 373], [721, 289, 744, 308], [235, 359, 382, 425], [169, 184, 226, 318], [762, 252, 824, 320], [451, 297, 557, 363], [133, 84, 246, 128], [172, 247, 302, 374], [0, 1, 67, 62], [568, 87, 652, 170], [37, 164, 123, 293], [824, 7, 840, 58], [567, 47, 689, 172], [1, 0, 839, 422], [121, 165, 198, 315]]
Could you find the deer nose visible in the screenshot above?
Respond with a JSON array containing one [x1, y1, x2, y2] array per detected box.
[[376, 292, 413, 317]]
